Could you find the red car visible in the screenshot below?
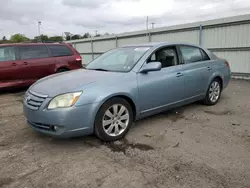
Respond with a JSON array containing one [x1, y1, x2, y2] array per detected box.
[[0, 43, 82, 89]]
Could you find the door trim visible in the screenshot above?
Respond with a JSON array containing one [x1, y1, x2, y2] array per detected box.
[[140, 93, 204, 114]]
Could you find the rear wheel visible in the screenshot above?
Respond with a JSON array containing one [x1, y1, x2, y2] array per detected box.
[[203, 78, 222, 105], [94, 97, 133, 141]]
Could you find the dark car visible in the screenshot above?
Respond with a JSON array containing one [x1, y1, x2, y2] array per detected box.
[[0, 43, 82, 89]]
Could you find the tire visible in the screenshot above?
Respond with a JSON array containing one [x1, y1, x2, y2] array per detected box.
[[203, 78, 222, 105], [56, 68, 69, 73], [94, 97, 133, 141]]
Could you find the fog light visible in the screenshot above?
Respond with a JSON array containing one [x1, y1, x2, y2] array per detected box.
[[51, 125, 58, 131]]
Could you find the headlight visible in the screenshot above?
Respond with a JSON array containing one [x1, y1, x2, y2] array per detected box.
[[48, 92, 82, 109]]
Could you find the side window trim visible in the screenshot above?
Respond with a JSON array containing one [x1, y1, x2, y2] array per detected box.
[[15, 46, 21, 60], [176, 45, 184, 65], [12, 46, 18, 61], [200, 49, 210, 61], [45, 44, 53, 58]]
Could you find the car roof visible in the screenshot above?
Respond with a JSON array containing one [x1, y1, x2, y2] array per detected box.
[[0, 43, 68, 47], [121, 42, 203, 49]]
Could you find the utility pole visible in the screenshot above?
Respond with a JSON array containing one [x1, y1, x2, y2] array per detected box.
[[146, 16, 149, 30], [38, 21, 41, 42], [95, 30, 98, 36], [64, 32, 72, 40], [151, 22, 155, 29]]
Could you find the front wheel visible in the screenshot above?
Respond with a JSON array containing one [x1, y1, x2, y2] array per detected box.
[[203, 78, 222, 105], [94, 98, 133, 141]]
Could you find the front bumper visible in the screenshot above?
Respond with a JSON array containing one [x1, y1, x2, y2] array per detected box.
[[23, 99, 100, 138]]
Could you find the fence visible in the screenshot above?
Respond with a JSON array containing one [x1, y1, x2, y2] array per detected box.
[[67, 14, 250, 77]]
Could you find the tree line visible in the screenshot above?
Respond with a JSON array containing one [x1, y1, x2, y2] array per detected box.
[[0, 32, 110, 44]]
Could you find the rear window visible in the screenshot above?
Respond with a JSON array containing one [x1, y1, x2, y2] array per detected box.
[[0, 46, 16, 62], [19, 45, 49, 60], [48, 45, 73, 57]]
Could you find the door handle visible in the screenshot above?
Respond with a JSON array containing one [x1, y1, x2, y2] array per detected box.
[[12, 63, 17, 66], [176, 72, 183, 77], [23, 62, 28, 65], [207, 66, 212, 71]]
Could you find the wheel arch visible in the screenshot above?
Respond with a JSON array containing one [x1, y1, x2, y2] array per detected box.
[[56, 66, 70, 72], [95, 94, 137, 122], [208, 72, 224, 90], [213, 76, 223, 89]]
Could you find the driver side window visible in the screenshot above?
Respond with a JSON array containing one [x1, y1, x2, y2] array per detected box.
[[147, 46, 178, 68]]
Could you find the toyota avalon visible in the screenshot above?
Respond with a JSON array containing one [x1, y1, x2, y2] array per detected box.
[[23, 42, 231, 141]]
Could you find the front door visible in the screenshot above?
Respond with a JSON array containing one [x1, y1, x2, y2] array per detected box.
[[137, 46, 186, 114]]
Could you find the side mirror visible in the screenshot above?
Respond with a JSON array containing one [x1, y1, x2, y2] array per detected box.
[[139, 62, 162, 73]]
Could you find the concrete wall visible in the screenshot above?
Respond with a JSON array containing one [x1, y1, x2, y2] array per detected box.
[[67, 14, 250, 76]]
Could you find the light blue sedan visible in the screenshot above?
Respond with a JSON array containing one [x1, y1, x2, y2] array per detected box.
[[23, 42, 231, 141]]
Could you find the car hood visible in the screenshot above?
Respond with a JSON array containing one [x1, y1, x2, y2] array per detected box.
[[30, 69, 125, 97]]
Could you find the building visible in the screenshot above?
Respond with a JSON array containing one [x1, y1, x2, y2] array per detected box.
[[67, 14, 250, 78]]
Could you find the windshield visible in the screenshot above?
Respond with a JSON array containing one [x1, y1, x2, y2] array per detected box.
[[86, 46, 151, 72]]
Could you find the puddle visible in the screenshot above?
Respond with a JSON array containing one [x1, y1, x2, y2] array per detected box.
[[105, 138, 154, 154], [203, 110, 233, 115], [58, 137, 154, 155]]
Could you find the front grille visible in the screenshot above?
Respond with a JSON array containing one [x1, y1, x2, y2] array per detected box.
[[25, 90, 48, 110], [28, 121, 55, 132]]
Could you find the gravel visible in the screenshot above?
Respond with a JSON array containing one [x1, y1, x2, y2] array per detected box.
[[0, 79, 250, 188]]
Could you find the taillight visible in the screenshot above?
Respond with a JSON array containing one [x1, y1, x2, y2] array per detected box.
[[225, 61, 230, 67], [76, 56, 82, 61]]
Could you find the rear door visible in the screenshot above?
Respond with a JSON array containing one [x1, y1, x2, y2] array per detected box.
[[0, 46, 22, 87], [17, 45, 57, 81], [177, 45, 212, 99], [47, 44, 82, 70]]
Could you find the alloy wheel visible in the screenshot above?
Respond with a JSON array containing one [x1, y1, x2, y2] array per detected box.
[[102, 104, 130, 137], [209, 81, 221, 103]]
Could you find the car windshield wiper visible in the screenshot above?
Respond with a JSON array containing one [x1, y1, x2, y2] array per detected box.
[[88, 68, 109, 71]]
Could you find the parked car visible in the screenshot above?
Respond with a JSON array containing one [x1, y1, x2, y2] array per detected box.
[[23, 42, 231, 141], [0, 43, 82, 89]]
